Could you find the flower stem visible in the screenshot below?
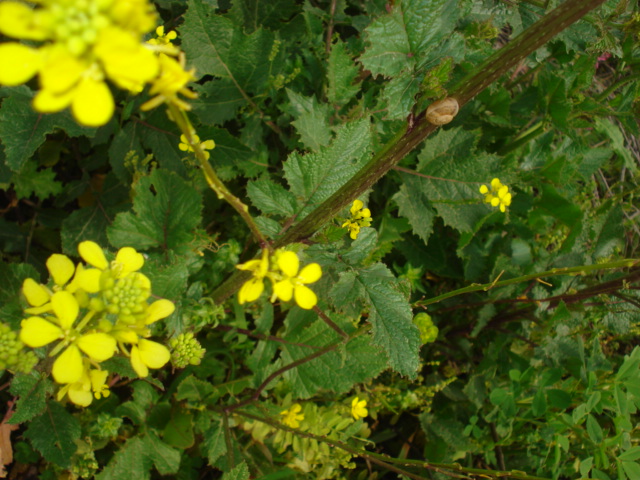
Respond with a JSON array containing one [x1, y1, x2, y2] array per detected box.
[[167, 104, 269, 248]]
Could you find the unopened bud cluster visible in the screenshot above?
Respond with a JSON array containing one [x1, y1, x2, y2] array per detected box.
[[170, 332, 205, 368], [0, 323, 37, 373]]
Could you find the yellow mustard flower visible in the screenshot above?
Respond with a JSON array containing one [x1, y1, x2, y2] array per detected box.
[[342, 199, 372, 240], [272, 251, 322, 310], [141, 53, 197, 111], [147, 25, 177, 46], [351, 397, 368, 420], [0, 0, 159, 126], [236, 249, 270, 304], [177, 133, 215, 160], [57, 366, 110, 407], [280, 403, 305, 428], [479, 178, 512, 213], [20, 291, 117, 384]]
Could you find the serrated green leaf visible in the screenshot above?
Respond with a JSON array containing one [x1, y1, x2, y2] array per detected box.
[[358, 263, 420, 377], [60, 176, 130, 256], [0, 87, 94, 171], [223, 461, 249, 480], [342, 228, 378, 265], [382, 73, 422, 119], [286, 89, 332, 151], [329, 271, 366, 318], [139, 110, 188, 177], [192, 80, 246, 126], [108, 169, 202, 253], [143, 431, 182, 474], [204, 418, 227, 465], [108, 122, 144, 184], [8, 373, 54, 424], [182, 0, 278, 93], [175, 375, 217, 404], [532, 388, 547, 417], [359, 8, 414, 77], [12, 160, 62, 200], [393, 176, 436, 244], [283, 118, 371, 220], [247, 178, 298, 217], [96, 436, 153, 480], [24, 401, 80, 468], [162, 407, 195, 450], [229, 0, 299, 32], [327, 41, 361, 106], [280, 314, 387, 399]]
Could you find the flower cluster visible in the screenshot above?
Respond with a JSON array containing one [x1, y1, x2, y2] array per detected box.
[[0, 1, 197, 126], [342, 200, 372, 240], [236, 249, 322, 310], [279, 397, 368, 430], [19, 241, 174, 406], [479, 178, 512, 213], [169, 332, 206, 368]]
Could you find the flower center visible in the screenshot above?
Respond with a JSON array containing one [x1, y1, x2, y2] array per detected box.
[[102, 273, 150, 317], [50, 1, 110, 55]]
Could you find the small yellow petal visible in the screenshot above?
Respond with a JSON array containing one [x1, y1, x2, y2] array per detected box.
[[130, 345, 148, 377], [479, 185, 488, 194], [77, 333, 117, 362], [68, 384, 93, 407], [20, 316, 62, 347], [74, 268, 102, 293], [294, 285, 317, 310], [138, 339, 170, 369], [32, 88, 74, 114], [145, 299, 175, 325], [52, 345, 84, 384], [0, 2, 49, 40], [46, 254, 75, 287], [72, 77, 115, 127], [0, 43, 41, 86], [277, 251, 299, 277], [23, 278, 50, 307], [51, 291, 79, 330], [78, 241, 108, 270], [239, 278, 264, 303], [273, 280, 294, 302], [115, 247, 144, 275], [298, 263, 322, 284]]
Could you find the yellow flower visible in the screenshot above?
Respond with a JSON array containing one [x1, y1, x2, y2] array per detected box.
[[342, 199, 372, 240], [479, 178, 512, 213], [141, 53, 197, 111], [177, 133, 215, 160], [280, 403, 304, 428], [147, 26, 177, 46], [351, 397, 368, 420], [0, 0, 159, 126], [236, 249, 270, 304], [57, 367, 111, 407], [130, 338, 171, 377], [272, 251, 322, 310], [19, 291, 117, 384]]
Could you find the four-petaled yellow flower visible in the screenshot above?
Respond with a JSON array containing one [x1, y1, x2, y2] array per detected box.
[[280, 403, 305, 428], [177, 133, 215, 160], [479, 178, 512, 213], [20, 291, 117, 385], [272, 251, 322, 310], [0, 0, 159, 126], [342, 200, 372, 240], [147, 26, 177, 47], [236, 248, 270, 304], [57, 366, 111, 407], [351, 397, 368, 420]]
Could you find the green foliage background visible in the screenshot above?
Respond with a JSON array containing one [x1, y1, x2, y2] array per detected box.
[[1, 0, 639, 479]]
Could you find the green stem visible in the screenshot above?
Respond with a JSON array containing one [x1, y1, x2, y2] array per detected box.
[[417, 258, 639, 307], [233, 409, 551, 480], [211, 0, 607, 303], [167, 104, 269, 248]]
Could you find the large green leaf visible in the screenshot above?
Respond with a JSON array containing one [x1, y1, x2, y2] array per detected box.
[[24, 401, 80, 468], [0, 87, 94, 171], [283, 118, 372, 220], [8, 373, 54, 425], [107, 169, 202, 253]]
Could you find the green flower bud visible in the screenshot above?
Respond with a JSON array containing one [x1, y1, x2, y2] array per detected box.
[[170, 332, 206, 368], [413, 313, 438, 344]]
